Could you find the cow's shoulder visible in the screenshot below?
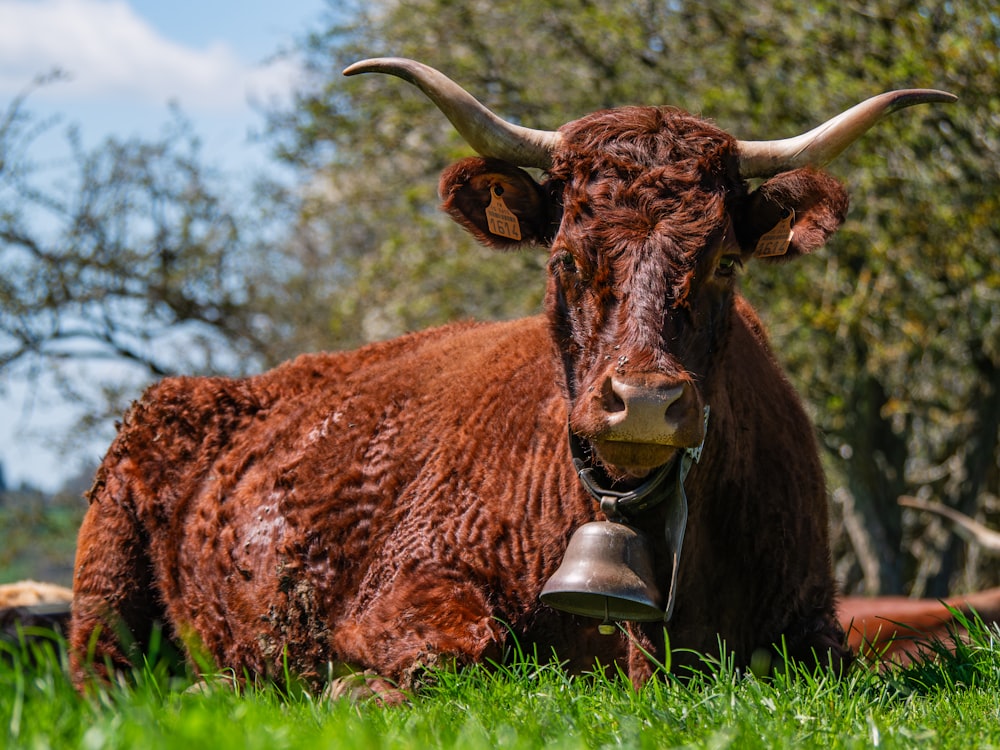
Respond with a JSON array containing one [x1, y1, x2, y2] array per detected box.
[[709, 293, 822, 489], [263, 316, 548, 384], [90, 316, 555, 514]]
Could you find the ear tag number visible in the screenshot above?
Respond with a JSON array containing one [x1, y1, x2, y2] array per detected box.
[[754, 211, 795, 258], [485, 185, 522, 241]]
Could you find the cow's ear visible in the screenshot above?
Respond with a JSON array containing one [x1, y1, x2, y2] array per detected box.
[[439, 157, 552, 249], [737, 168, 850, 260]]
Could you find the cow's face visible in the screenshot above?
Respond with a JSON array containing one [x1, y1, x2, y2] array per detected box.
[[543, 108, 743, 478], [347, 59, 950, 481], [440, 106, 848, 480]]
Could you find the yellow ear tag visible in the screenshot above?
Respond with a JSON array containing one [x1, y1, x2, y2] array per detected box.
[[754, 211, 795, 258], [485, 186, 522, 241]]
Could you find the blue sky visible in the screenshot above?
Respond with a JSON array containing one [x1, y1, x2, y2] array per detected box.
[[0, 0, 330, 491]]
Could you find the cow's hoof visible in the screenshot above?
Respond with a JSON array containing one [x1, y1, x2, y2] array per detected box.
[[183, 672, 240, 696], [321, 670, 407, 705]]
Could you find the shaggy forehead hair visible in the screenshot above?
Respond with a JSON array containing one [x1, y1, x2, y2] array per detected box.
[[548, 106, 745, 307]]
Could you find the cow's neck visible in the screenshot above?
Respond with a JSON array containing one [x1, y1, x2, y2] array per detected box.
[[568, 430, 679, 518]]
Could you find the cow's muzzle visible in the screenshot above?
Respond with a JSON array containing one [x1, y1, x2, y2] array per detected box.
[[601, 375, 704, 444], [578, 373, 706, 475]]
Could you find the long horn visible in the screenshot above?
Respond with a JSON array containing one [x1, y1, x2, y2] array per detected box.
[[344, 57, 561, 170], [738, 89, 957, 177], [900, 496, 1000, 555]]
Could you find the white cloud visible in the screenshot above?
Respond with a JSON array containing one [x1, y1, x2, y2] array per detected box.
[[0, 0, 301, 112]]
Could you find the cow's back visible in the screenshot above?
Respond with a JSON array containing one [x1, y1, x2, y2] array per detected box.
[[76, 316, 600, 683]]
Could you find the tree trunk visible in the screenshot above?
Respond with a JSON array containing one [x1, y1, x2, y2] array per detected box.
[[926, 351, 1000, 596], [838, 373, 909, 594]]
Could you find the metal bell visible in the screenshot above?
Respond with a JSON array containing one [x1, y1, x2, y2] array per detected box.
[[540, 521, 664, 623]]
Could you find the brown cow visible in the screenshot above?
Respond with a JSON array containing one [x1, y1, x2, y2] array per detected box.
[[840, 588, 1000, 664], [68, 58, 954, 698], [840, 498, 1000, 664], [0, 580, 73, 609]]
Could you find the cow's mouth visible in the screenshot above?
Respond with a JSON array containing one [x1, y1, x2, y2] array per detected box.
[[590, 439, 679, 481], [572, 406, 711, 488]]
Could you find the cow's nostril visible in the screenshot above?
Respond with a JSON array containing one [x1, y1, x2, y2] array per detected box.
[[664, 387, 692, 422], [609, 378, 686, 416], [601, 377, 626, 414]]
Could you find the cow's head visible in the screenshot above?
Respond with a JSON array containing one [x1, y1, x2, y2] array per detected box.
[[345, 59, 954, 482]]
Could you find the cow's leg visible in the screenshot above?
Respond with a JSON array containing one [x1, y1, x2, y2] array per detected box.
[[779, 611, 853, 674], [754, 593, 853, 676], [69, 486, 164, 691], [331, 571, 505, 699], [624, 625, 664, 688]]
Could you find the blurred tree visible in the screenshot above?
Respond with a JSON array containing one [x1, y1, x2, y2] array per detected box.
[[0, 77, 288, 431], [50, 461, 98, 508], [733, 1, 1000, 596]]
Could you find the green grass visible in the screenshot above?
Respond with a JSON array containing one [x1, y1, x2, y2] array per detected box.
[[3, 615, 1000, 749]]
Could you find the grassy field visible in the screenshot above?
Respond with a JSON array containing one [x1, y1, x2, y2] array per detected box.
[[5, 496, 992, 748], [3, 615, 999, 750]]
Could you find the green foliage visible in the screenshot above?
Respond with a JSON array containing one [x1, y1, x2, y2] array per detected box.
[[729, 1, 1000, 597], [3, 623, 1000, 749]]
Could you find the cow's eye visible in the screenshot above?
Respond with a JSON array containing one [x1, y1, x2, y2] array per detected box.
[[550, 252, 577, 275], [716, 255, 743, 277]]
